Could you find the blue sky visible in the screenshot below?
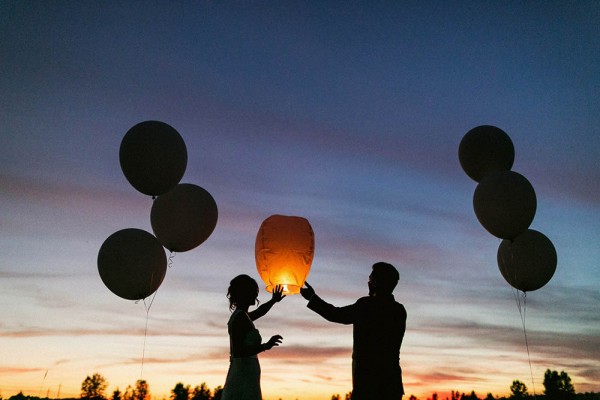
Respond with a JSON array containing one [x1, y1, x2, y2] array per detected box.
[[1, 2, 599, 399]]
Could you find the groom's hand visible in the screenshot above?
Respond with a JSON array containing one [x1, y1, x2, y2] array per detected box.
[[300, 282, 315, 301]]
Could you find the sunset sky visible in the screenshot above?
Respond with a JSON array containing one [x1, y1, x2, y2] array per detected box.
[[1, 2, 599, 400]]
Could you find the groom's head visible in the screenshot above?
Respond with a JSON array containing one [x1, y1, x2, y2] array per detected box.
[[369, 262, 399, 296]]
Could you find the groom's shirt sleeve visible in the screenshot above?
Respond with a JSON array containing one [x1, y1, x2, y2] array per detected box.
[[307, 294, 356, 324]]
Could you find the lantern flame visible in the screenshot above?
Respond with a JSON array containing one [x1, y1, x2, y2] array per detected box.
[[255, 215, 314, 295]]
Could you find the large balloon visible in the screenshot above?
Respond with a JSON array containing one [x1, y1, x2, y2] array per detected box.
[[459, 125, 515, 182], [255, 215, 314, 295], [119, 121, 188, 196], [98, 228, 167, 300], [473, 170, 536, 239], [497, 229, 557, 292], [151, 183, 218, 252]]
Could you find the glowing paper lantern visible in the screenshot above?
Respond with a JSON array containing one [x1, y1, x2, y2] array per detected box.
[[97, 228, 167, 300], [255, 215, 314, 295], [459, 125, 515, 182], [119, 120, 188, 196], [497, 229, 557, 292], [473, 170, 536, 239], [150, 183, 218, 252]]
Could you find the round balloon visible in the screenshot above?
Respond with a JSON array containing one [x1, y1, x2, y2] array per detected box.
[[459, 125, 515, 182], [497, 229, 557, 292], [151, 183, 218, 252], [473, 170, 536, 239], [119, 121, 188, 196], [98, 228, 167, 300]]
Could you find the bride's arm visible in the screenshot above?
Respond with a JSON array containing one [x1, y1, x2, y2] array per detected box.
[[230, 312, 282, 357], [248, 285, 286, 321]]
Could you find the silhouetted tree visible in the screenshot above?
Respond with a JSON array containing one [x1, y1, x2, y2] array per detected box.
[[122, 386, 133, 400], [409, 395, 417, 400], [212, 386, 223, 400], [190, 383, 210, 400], [329, 391, 353, 400], [485, 393, 495, 400], [6, 394, 49, 400], [171, 383, 189, 400], [461, 391, 480, 400], [451, 391, 461, 400], [8, 392, 28, 400], [112, 389, 122, 400], [510, 380, 529, 399], [81, 373, 108, 400], [575, 393, 600, 400], [133, 380, 149, 400], [544, 370, 575, 400]]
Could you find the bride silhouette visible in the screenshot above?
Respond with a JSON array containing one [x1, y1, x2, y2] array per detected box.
[[221, 274, 285, 400]]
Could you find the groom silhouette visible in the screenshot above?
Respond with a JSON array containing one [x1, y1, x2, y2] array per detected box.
[[300, 262, 407, 400]]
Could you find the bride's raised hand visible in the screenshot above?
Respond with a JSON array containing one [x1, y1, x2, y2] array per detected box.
[[271, 284, 286, 303]]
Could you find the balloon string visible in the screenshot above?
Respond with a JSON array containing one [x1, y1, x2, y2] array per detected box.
[[514, 289, 537, 398], [140, 280, 159, 380], [39, 369, 48, 397], [135, 250, 170, 380], [499, 243, 536, 397]]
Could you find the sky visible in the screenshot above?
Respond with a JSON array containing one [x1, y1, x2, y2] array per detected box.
[[1, 2, 599, 400]]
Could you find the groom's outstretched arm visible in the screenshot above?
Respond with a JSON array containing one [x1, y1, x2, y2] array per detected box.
[[301, 282, 355, 324]]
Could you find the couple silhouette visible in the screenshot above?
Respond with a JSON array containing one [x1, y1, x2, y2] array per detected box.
[[221, 262, 407, 400]]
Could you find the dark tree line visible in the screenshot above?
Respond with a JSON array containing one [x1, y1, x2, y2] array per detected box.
[[169, 382, 222, 400], [330, 369, 599, 400], [329, 393, 352, 400], [1, 373, 222, 400], [3, 369, 599, 400], [78, 373, 222, 400]]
